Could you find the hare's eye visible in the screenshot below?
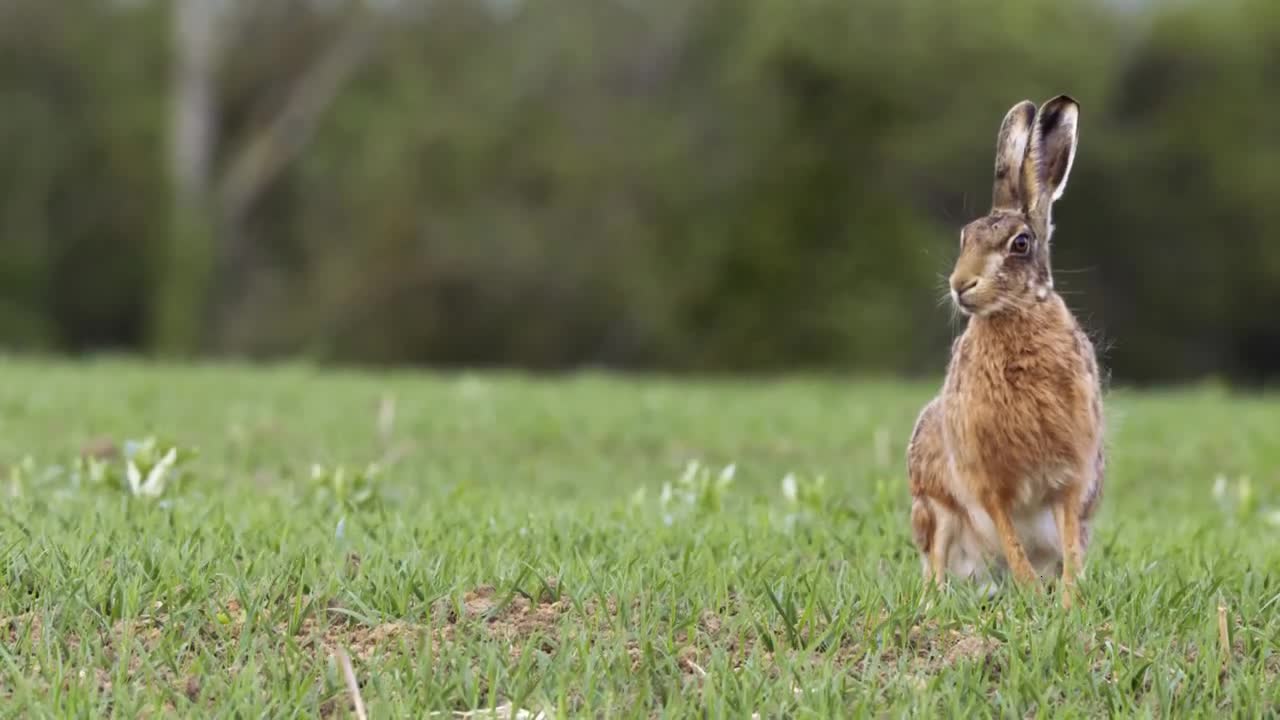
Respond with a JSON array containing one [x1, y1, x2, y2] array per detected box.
[[1009, 233, 1031, 255]]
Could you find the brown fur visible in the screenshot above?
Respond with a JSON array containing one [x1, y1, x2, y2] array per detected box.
[[907, 96, 1103, 607]]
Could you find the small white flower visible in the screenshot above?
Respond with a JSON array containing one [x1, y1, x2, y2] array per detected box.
[[128, 448, 178, 497], [680, 460, 701, 486], [781, 473, 798, 503], [335, 516, 346, 540], [659, 482, 673, 506], [719, 463, 737, 485], [1212, 475, 1228, 501]]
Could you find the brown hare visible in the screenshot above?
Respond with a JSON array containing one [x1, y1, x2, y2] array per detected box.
[[907, 96, 1104, 608]]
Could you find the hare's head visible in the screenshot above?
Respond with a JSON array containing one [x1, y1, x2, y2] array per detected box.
[[950, 96, 1079, 316]]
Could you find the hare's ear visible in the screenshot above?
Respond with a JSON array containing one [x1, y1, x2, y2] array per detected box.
[[991, 100, 1037, 211], [1021, 95, 1079, 225]]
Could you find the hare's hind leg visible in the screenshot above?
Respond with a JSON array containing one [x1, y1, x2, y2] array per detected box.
[[911, 496, 955, 589], [1077, 448, 1105, 563], [908, 399, 952, 587], [910, 497, 938, 584], [1054, 466, 1095, 604], [928, 507, 956, 586], [1052, 494, 1082, 608], [1055, 458, 1099, 609]]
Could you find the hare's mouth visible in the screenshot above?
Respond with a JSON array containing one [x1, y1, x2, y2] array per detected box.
[[952, 291, 981, 315], [953, 290, 1007, 317]]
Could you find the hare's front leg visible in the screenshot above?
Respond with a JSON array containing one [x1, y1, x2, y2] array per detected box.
[[980, 490, 1040, 588]]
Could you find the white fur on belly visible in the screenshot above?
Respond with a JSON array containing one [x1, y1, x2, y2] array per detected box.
[[946, 506, 1062, 581]]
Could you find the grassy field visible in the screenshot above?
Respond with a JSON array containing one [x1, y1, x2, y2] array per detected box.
[[0, 358, 1278, 717]]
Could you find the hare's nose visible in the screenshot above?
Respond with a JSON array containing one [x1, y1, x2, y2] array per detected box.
[[951, 276, 979, 296]]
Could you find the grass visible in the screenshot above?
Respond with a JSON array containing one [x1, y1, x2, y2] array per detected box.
[[0, 357, 1278, 717]]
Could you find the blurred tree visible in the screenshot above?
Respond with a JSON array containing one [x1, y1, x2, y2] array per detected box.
[[156, 0, 385, 356], [1, 0, 1279, 383], [1085, 0, 1280, 382], [160, 0, 219, 356], [0, 1, 164, 351]]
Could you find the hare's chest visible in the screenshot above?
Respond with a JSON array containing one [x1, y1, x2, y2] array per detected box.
[[943, 363, 1079, 486]]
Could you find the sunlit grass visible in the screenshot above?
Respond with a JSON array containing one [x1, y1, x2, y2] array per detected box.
[[0, 358, 1277, 716]]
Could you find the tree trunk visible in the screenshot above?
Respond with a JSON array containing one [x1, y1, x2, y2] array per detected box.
[[155, 3, 386, 356], [210, 16, 384, 337], [152, 0, 219, 356]]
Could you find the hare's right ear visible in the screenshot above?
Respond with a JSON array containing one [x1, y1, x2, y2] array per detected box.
[[991, 100, 1037, 211], [1020, 95, 1080, 228]]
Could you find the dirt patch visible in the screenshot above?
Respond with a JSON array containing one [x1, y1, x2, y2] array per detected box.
[[292, 614, 420, 661], [460, 585, 501, 618], [941, 633, 1000, 668], [432, 584, 581, 664], [2, 594, 998, 687], [432, 585, 999, 687], [0, 596, 423, 711], [17, 582, 1194, 712], [4, 612, 45, 643], [184, 675, 202, 702]]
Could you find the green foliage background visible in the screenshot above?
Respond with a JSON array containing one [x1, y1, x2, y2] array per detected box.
[[3, 0, 1280, 382]]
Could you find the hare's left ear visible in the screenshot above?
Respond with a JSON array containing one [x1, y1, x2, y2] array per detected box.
[[991, 100, 1037, 211], [1020, 95, 1079, 228]]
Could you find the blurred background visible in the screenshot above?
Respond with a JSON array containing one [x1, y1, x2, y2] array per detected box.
[[2, 0, 1279, 384]]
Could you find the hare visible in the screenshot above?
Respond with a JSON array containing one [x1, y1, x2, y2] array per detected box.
[[906, 96, 1104, 608]]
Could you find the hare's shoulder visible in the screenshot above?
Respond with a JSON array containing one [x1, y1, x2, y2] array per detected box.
[[1069, 321, 1105, 388]]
